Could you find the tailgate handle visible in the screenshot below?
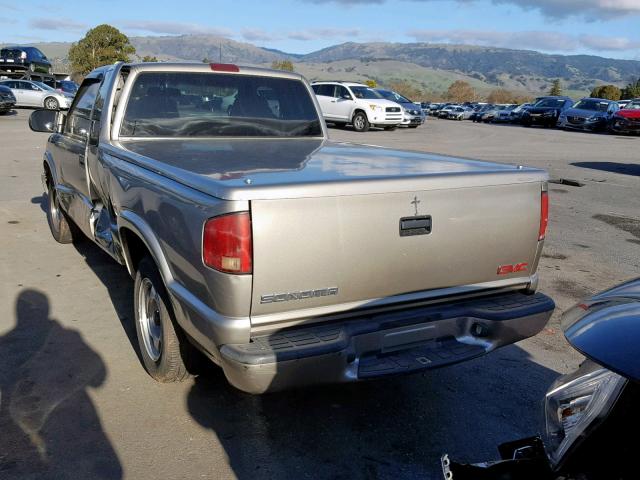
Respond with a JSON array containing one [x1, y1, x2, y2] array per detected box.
[[399, 215, 432, 237]]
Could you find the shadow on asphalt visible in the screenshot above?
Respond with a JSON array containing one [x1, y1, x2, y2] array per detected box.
[[186, 344, 559, 480], [571, 161, 640, 177], [0, 289, 122, 479]]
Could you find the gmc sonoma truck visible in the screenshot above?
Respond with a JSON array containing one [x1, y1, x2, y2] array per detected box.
[[29, 62, 554, 393]]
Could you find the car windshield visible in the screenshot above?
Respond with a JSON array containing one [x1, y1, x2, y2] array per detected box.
[[534, 98, 566, 108], [378, 90, 412, 103], [573, 99, 609, 112], [33, 81, 55, 92], [349, 86, 383, 100], [623, 101, 640, 110], [120, 72, 322, 138]]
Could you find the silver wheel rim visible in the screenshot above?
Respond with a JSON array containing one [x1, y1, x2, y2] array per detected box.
[[45, 98, 57, 110], [354, 115, 365, 130], [49, 187, 61, 226], [138, 278, 163, 361]]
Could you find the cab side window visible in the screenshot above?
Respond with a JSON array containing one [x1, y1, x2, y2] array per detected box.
[[64, 79, 101, 139]]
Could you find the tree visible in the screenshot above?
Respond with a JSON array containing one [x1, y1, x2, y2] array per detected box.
[[621, 77, 640, 100], [141, 55, 159, 62], [68, 24, 136, 75], [271, 60, 294, 72], [364, 79, 377, 88], [446, 80, 476, 103], [388, 80, 423, 101], [487, 89, 515, 104], [590, 84, 621, 100], [549, 79, 562, 96]]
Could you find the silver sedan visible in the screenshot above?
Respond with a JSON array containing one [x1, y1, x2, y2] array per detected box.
[[0, 79, 71, 110]]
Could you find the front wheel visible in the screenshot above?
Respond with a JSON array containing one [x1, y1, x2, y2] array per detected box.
[[134, 257, 192, 383], [45, 179, 75, 244], [352, 112, 370, 132], [44, 97, 59, 110]]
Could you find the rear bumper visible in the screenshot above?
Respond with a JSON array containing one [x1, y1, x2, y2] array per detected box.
[[219, 291, 554, 393]]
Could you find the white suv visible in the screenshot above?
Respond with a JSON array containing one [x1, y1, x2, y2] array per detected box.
[[311, 81, 403, 132]]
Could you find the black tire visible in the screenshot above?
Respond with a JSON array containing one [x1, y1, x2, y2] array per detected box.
[[134, 256, 191, 383], [352, 111, 370, 132], [44, 96, 59, 110], [408, 125, 419, 128], [332, 122, 347, 129], [45, 179, 75, 244]]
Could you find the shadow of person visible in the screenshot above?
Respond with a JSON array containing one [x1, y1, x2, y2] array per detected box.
[[0, 289, 122, 479]]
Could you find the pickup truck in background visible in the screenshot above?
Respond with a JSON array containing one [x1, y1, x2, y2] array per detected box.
[[29, 62, 554, 393]]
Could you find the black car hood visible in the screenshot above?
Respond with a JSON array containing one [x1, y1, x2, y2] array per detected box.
[[563, 278, 640, 382]]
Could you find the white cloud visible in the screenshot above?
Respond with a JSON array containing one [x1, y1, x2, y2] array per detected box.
[[121, 21, 233, 36], [241, 29, 278, 42], [306, 0, 640, 19], [288, 28, 361, 41], [408, 28, 640, 53], [29, 18, 88, 32]]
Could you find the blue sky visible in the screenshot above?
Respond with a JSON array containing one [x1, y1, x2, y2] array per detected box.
[[2, 0, 640, 59]]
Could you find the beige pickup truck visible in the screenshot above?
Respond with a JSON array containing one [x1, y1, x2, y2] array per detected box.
[[29, 61, 554, 393]]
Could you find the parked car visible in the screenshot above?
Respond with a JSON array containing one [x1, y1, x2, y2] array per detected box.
[[0, 79, 71, 110], [438, 104, 458, 118], [0, 85, 16, 114], [492, 104, 519, 123], [442, 278, 640, 480], [557, 97, 619, 132], [521, 96, 574, 127], [29, 61, 553, 394], [481, 104, 510, 123], [375, 88, 425, 127], [617, 99, 631, 110], [56, 80, 79, 96], [311, 81, 402, 131], [0, 46, 52, 74], [448, 106, 474, 121], [470, 104, 494, 122], [509, 103, 533, 123], [610, 98, 640, 135]]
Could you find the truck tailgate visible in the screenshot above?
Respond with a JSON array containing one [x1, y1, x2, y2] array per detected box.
[[250, 181, 543, 322]]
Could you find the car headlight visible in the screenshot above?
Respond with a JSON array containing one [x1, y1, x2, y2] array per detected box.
[[369, 104, 382, 112], [544, 365, 626, 466], [586, 116, 601, 122]]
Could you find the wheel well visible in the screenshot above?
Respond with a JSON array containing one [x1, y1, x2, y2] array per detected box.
[[43, 162, 52, 185], [120, 227, 151, 275], [352, 109, 366, 120]]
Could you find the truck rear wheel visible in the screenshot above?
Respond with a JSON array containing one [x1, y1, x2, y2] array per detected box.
[[352, 112, 370, 132], [134, 256, 191, 383]]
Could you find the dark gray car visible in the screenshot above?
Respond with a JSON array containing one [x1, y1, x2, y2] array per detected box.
[[0, 85, 16, 114], [558, 97, 619, 132]]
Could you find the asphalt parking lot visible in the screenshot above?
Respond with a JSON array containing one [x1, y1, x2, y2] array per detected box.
[[1, 109, 638, 480]]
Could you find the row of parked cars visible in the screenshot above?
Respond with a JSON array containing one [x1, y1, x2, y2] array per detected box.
[[426, 96, 640, 135]]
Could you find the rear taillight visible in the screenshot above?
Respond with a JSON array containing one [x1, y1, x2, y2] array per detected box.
[[539, 191, 549, 241], [210, 63, 240, 72], [203, 212, 252, 274]]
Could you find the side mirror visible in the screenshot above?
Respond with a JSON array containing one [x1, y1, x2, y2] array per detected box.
[[341, 94, 352, 100], [29, 109, 59, 133]]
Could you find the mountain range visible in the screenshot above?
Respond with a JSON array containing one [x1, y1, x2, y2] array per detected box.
[[8, 34, 640, 98]]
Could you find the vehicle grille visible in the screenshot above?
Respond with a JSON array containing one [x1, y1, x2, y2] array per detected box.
[[385, 114, 402, 121], [568, 116, 585, 124], [386, 107, 401, 113]]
